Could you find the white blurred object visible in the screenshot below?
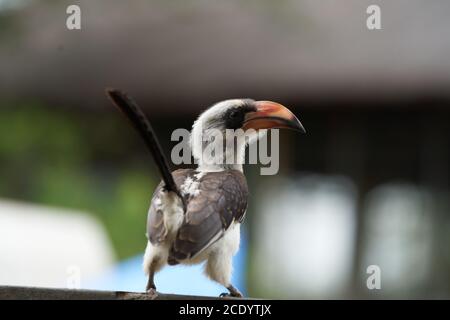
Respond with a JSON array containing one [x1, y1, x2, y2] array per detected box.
[[254, 175, 357, 298], [362, 184, 433, 294], [0, 199, 115, 288]]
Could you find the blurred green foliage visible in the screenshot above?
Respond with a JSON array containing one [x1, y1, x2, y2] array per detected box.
[[0, 101, 158, 260]]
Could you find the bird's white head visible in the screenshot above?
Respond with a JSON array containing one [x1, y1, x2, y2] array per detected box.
[[191, 99, 305, 172]]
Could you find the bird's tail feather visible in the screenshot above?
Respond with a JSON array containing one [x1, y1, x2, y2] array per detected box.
[[105, 88, 184, 204]]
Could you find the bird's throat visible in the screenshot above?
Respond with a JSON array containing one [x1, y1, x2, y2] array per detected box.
[[194, 139, 246, 173]]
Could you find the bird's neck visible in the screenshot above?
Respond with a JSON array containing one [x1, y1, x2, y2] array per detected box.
[[197, 162, 244, 172], [192, 138, 246, 173]]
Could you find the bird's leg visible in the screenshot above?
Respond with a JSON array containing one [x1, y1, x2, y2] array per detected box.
[[204, 230, 243, 298], [145, 262, 159, 299], [220, 284, 243, 298], [145, 271, 159, 299], [146, 272, 155, 291]]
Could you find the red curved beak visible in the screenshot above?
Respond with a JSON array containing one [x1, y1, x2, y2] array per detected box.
[[242, 101, 305, 133]]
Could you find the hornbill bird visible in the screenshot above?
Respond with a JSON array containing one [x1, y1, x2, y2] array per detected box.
[[106, 89, 305, 298]]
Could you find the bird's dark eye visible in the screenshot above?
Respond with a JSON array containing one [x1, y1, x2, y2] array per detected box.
[[224, 101, 257, 130], [225, 108, 245, 129], [229, 110, 239, 119]]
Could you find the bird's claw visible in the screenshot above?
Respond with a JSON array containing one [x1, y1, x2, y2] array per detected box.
[[146, 287, 159, 300], [220, 291, 243, 298]]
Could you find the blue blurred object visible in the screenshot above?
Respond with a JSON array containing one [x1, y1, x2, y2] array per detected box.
[[86, 230, 248, 296]]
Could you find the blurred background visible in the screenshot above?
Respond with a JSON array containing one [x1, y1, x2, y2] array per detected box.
[[1, 0, 450, 299]]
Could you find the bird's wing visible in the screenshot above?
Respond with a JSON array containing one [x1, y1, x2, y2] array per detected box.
[[168, 170, 248, 263], [147, 169, 194, 245]]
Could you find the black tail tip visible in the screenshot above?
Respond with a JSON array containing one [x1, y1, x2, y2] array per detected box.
[[105, 88, 132, 109], [105, 87, 121, 99]]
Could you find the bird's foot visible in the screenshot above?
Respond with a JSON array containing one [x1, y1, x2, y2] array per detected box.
[[220, 292, 243, 298], [146, 287, 159, 300], [220, 285, 243, 298]]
